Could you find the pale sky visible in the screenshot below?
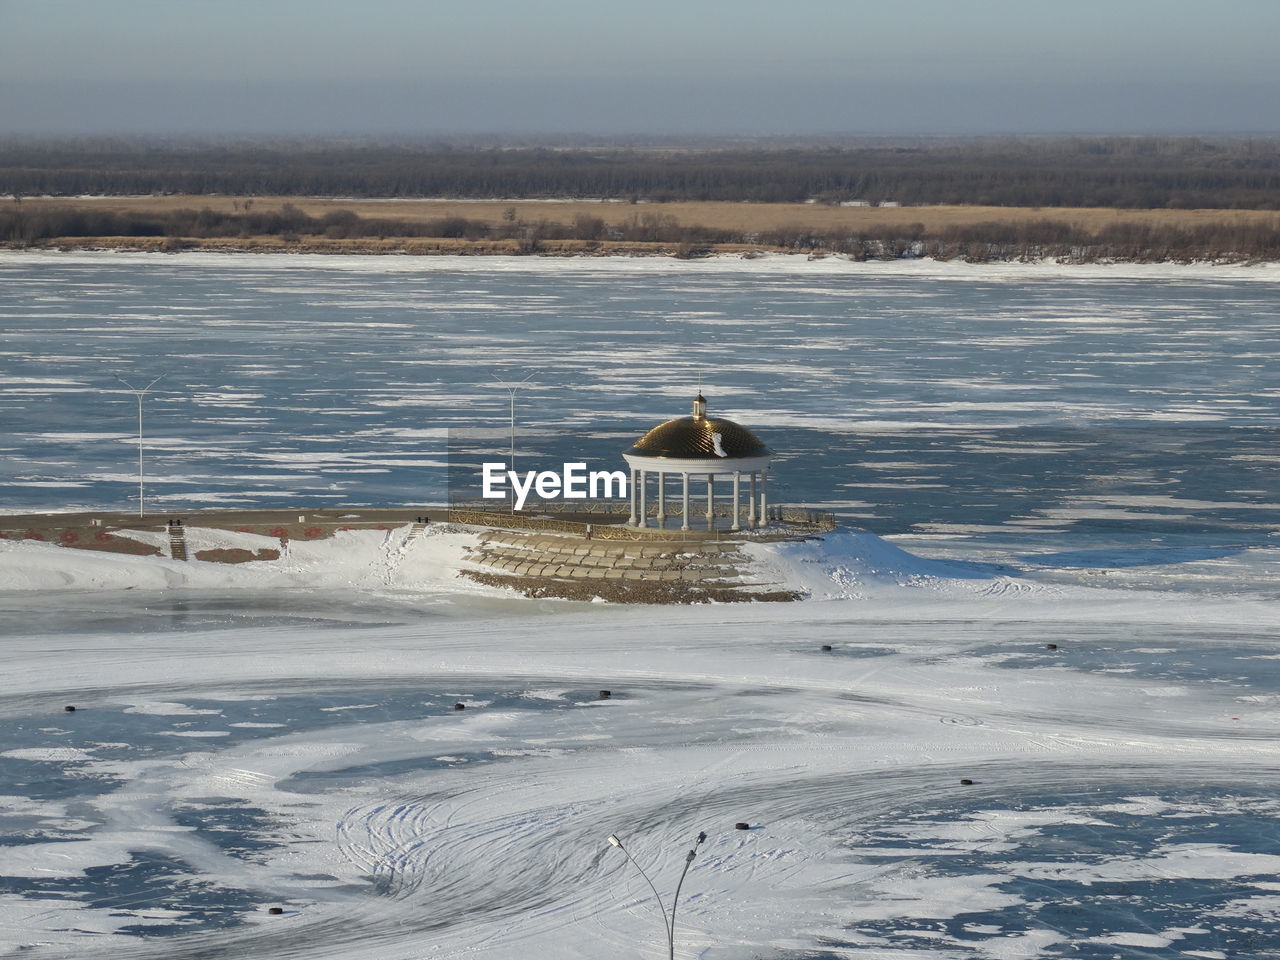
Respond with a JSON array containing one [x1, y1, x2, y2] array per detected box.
[[2, 0, 1277, 136]]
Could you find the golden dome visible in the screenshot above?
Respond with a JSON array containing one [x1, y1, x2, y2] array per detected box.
[[626, 396, 769, 460]]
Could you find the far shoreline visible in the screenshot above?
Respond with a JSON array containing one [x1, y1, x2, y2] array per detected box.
[[5, 246, 1280, 281], [6, 195, 1279, 264]]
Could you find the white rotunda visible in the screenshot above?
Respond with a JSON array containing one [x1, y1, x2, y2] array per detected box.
[[622, 394, 772, 531]]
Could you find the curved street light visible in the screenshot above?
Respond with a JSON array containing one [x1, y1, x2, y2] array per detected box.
[[606, 831, 707, 959]]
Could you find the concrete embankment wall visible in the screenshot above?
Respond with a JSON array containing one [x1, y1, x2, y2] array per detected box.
[[0, 509, 434, 563]]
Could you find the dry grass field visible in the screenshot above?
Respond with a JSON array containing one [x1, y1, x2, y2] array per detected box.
[[32, 236, 759, 257], [18, 195, 1280, 234]]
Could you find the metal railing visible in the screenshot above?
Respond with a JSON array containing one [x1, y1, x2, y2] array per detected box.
[[448, 502, 835, 538], [450, 498, 629, 516], [447, 507, 704, 541]]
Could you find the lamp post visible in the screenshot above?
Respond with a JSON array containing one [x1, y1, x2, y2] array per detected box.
[[114, 375, 165, 517], [606, 831, 706, 959], [492, 371, 535, 513]]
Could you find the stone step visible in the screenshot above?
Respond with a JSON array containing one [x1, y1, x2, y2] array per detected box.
[[403, 520, 430, 543], [470, 546, 744, 573], [167, 525, 188, 562]]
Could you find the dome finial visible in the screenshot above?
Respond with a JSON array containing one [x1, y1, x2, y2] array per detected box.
[[692, 391, 707, 420]]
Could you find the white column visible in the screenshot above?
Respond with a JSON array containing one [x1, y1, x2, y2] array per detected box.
[[628, 468, 637, 525], [748, 472, 757, 528], [705, 473, 714, 529], [681, 473, 690, 531], [731, 471, 741, 531], [657, 471, 666, 529], [638, 469, 648, 528], [760, 469, 768, 525]]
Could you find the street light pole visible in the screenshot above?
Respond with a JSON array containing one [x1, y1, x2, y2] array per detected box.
[[669, 834, 703, 954], [114, 375, 164, 517], [492, 371, 535, 513], [607, 831, 706, 960]]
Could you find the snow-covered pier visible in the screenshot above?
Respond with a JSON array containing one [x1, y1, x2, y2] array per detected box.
[[0, 504, 839, 602]]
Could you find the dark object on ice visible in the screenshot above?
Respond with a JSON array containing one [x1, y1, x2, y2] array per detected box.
[[64, 705, 76, 712], [598, 690, 612, 699], [960, 778, 974, 785], [267, 906, 284, 915], [820, 644, 833, 651], [1046, 643, 1058, 650], [453, 702, 466, 711], [734, 822, 750, 830]]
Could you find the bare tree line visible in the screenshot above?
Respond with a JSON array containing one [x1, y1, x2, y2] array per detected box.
[[5, 204, 1279, 262], [3, 137, 1280, 208]]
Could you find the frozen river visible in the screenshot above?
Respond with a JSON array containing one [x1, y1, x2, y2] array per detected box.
[[2, 253, 1278, 543], [2, 252, 1280, 959]]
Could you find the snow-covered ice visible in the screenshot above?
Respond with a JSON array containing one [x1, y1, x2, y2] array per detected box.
[[1, 525, 1279, 958]]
